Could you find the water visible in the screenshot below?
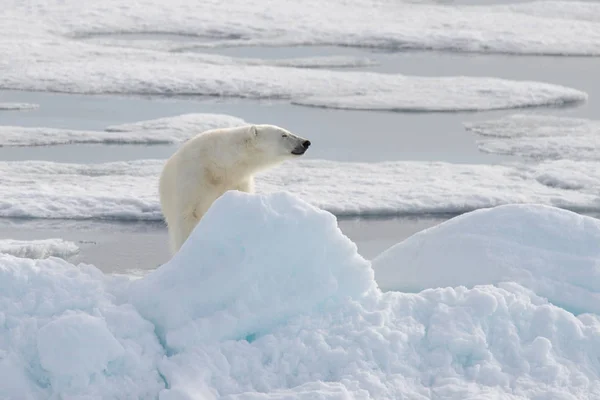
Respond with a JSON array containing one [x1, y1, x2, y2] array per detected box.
[[0, 216, 444, 272], [1, 44, 598, 273]]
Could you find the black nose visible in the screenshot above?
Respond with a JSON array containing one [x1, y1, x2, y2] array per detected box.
[[302, 140, 311, 149]]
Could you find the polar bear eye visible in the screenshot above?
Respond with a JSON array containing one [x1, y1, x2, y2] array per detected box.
[[281, 134, 287, 138]]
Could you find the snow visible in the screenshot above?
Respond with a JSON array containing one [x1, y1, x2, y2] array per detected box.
[[36, 313, 125, 377], [0, 254, 165, 399], [1, 191, 600, 399], [5, 0, 600, 55], [1, 158, 599, 221], [0, 239, 79, 259], [128, 191, 374, 349], [372, 203, 600, 315], [464, 114, 600, 161], [0, 1, 595, 111], [0, 113, 247, 146], [0, 103, 39, 111]]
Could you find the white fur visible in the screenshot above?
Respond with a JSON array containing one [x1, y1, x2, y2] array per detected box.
[[159, 124, 311, 254]]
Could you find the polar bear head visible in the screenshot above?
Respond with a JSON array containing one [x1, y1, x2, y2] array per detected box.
[[247, 124, 311, 162]]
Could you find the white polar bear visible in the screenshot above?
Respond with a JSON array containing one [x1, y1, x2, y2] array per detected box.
[[159, 124, 311, 254]]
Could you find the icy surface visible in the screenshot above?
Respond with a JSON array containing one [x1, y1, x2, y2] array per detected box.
[[465, 114, 600, 161], [0, 103, 39, 111], [0, 113, 247, 146], [0, 239, 79, 259], [0, 254, 166, 399], [373, 204, 600, 315], [0, 1, 594, 110], [1, 158, 599, 221], [1, 191, 600, 399]]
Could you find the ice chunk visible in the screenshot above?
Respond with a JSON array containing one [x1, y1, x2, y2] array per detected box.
[[0, 238, 79, 259], [464, 114, 600, 161], [0, 103, 39, 111], [373, 204, 600, 315], [0, 113, 246, 147], [129, 191, 375, 350], [292, 78, 586, 111]]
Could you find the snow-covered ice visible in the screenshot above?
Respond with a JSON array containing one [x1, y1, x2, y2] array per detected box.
[[0, 1, 593, 111], [373, 203, 600, 315], [0, 103, 39, 111], [1, 158, 599, 221], [0, 114, 247, 146], [291, 78, 586, 112], [465, 114, 600, 161], [0, 239, 79, 259], [1, 191, 600, 399]]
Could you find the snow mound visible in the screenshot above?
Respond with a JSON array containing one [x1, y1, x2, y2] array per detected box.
[[0, 113, 246, 147], [0, 254, 165, 399], [1, 158, 600, 220], [0, 238, 79, 259], [373, 204, 600, 315], [465, 114, 600, 161], [0, 103, 39, 111], [37, 313, 124, 377], [128, 191, 375, 350], [1, 192, 600, 398]]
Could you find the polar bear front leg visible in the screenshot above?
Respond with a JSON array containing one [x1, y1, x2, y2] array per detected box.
[[169, 199, 211, 254], [169, 212, 198, 254]]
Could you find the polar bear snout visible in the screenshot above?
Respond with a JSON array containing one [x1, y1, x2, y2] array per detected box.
[[292, 139, 311, 155]]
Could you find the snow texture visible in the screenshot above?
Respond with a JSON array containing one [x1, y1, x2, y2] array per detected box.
[[0, 158, 599, 221], [0, 239, 79, 259], [373, 203, 600, 315], [0, 1, 593, 111], [0, 254, 166, 399], [0, 103, 39, 111], [1, 191, 600, 399], [465, 114, 600, 161], [0, 113, 246, 147]]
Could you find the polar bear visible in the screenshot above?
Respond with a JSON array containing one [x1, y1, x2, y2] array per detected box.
[[159, 124, 311, 254]]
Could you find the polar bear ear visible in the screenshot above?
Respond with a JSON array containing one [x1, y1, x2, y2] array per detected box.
[[249, 125, 259, 137]]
